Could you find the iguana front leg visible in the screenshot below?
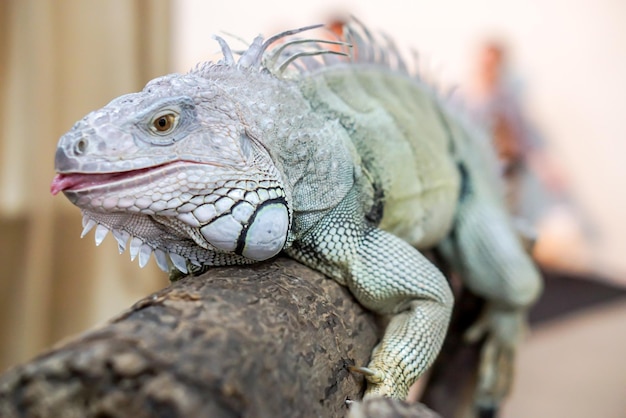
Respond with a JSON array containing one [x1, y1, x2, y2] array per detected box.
[[347, 227, 454, 398], [287, 189, 453, 399]]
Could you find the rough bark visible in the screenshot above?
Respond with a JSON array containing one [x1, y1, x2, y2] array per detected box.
[[0, 257, 444, 418]]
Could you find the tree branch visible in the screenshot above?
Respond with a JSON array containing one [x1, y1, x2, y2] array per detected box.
[[0, 258, 454, 417]]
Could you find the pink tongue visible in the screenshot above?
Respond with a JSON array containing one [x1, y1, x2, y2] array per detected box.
[[50, 174, 78, 195]]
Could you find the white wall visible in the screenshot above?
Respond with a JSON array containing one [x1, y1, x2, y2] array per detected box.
[[172, 0, 626, 281]]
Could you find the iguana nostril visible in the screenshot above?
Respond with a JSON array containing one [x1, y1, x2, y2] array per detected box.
[[74, 138, 88, 155]]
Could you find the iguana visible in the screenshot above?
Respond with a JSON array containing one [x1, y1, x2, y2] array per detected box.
[[50, 19, 542, 412]]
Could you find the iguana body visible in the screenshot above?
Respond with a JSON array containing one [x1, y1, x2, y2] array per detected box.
[[51, 21, 542, 409]]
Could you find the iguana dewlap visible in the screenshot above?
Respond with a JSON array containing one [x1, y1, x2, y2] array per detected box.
[[51, 20, 542, 410]]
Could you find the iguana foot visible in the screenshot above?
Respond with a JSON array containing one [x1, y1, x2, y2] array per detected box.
[[349, 364, 410, 399], [168, 261, 210, 282], [465, 305, 527, 411]]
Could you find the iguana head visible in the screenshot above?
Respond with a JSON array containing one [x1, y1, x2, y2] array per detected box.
[[51, 24, 355, 274], [51, 63, 291, 274]]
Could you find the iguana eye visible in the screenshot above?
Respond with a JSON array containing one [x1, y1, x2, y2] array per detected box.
[[139, 97, 194, 145], [150, 111, 178, 135]]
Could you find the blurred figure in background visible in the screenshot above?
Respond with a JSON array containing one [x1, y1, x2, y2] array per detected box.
[[464, 41, 563, 215], [463, 40, 595, 273]]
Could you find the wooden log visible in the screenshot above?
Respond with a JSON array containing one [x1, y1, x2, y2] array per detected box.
[[0, 257, 450, 417]]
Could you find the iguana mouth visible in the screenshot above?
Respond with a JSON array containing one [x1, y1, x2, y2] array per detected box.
[[50, 163, 178, 195], [50, 160, 230, 196]]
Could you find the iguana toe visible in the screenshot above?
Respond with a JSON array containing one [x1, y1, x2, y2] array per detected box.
[[349, 365, 386, 383]]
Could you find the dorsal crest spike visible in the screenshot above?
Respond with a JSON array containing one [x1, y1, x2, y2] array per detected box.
[[212, 34, 235, 66], [194, 17, 446, 98], [265, 38, 351, 71], [237, 35, 265, 69], [236, 24, 325, 70], [276, 49, 349, 75]]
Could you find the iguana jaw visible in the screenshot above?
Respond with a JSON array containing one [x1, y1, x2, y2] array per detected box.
[[52, 158, 291, 272], [51, 165, 164, 196], [76, 196, 289, 275], [77, 210, 198, 273]]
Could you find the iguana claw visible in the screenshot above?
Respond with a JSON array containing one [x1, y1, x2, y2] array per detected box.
[[349, 366, 386, 383]]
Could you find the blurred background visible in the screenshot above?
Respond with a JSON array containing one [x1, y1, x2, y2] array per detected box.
[[1, 0, 624, 416]]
